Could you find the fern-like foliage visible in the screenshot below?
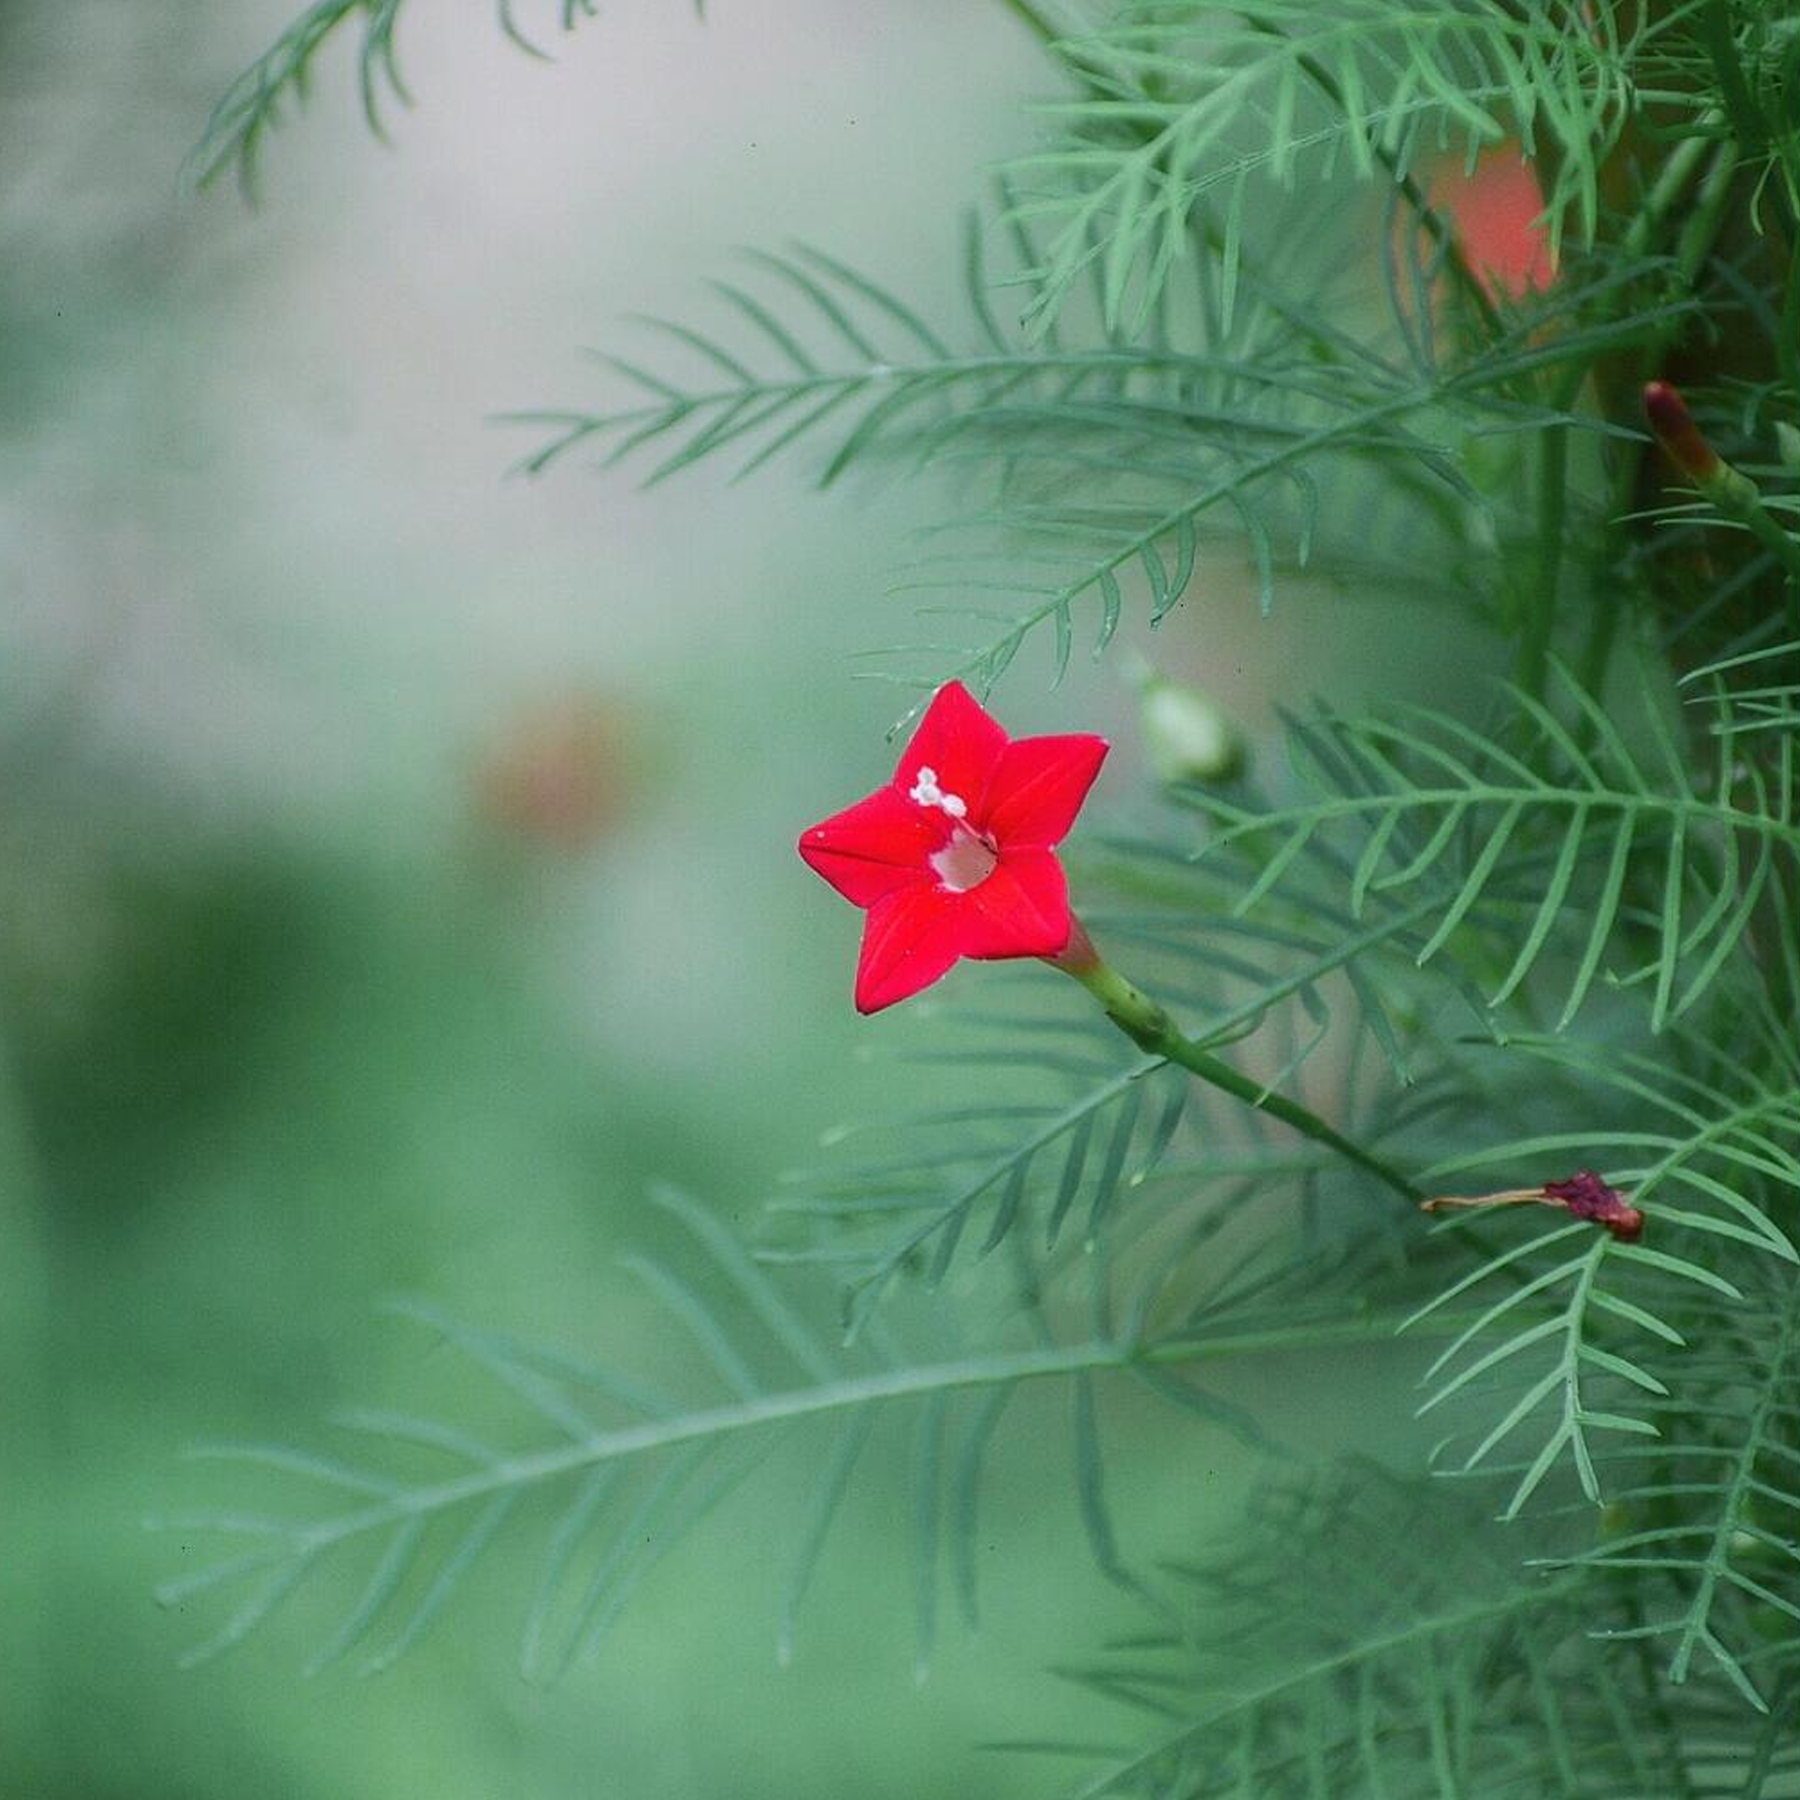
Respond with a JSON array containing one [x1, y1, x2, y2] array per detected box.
[[1407, 1030, 1800, 1703], [189, 0, 611, 192], [1090, 795, 1563, 1082], [512, 235, 1027, 490], [1012, 1463, 1800, 1798], [1558, 1262, 1800, 1714], [772, 1026, 1199, 1333], [154, 1186, 1419, 1677], [1186, 662, 1800, 1031], [1632, 0, 1800, 237], [524, 230, 1687, 712], [1683, 640, 1800, 739], [1005, 0, 1644, 338], [871, 265, 1640, 702]]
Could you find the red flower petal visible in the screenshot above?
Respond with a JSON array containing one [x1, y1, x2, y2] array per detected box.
[[958, 848, 1071, 959], [981, 734, 1109, 848], [854, 884, 966, 1013], [798, 785, 944, 905], [892, 682, 1008, 814], [801, 686, 1105, 1013]]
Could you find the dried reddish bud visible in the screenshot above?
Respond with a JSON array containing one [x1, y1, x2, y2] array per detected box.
[[1644, 381, 1723, 486], [1421, 1168, 1644, 1242], [1542, 1170, 1644, 1242]]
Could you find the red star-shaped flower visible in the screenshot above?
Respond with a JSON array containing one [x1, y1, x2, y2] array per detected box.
[[798, 682, 1109, 1013]]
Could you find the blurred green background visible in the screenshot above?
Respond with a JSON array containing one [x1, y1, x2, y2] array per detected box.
[[1, 6, 1454, 1794]]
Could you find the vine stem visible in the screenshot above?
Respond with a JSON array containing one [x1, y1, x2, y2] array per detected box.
[[1048, 921, 1423, 1206], [1533, 131, 1729, 706], [1566, 128, 1737, 725], [1518, 420, 1568, 703]]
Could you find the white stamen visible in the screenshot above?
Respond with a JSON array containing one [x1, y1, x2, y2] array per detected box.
[[909, 765, 968, 819]]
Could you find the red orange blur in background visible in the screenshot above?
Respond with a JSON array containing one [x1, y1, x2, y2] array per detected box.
[[1429, 145, 1555, 300]]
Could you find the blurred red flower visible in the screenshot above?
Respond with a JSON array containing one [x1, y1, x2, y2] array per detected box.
[[477, 696, 627, 850], [1429, 147, 1554, 300]]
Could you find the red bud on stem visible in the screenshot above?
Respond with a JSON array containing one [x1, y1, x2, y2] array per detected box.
[[1641, 381, 1800, 592], [1643, 380, 1722, 485]]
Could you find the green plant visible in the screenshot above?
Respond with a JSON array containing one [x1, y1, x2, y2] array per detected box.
[[166, 1, 1798, 1790]]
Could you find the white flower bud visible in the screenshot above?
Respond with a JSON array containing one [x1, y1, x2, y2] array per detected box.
[[1136, 671, 1245, 785]]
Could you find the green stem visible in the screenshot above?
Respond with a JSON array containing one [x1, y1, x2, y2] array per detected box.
[[1518, 421, 1569, 702], [1533, 135, 1729, 708], [1781, 229, 1800, 421], [1624, 130, 1716, 264], [1701, 462, 1800, 581], [1053, 945, 1423, 1206], [1574, 134, 1735, 716], [1696, 0, 1765, 163], [1698, 456, 1800, 638], [996, 0, 1061, 49]]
